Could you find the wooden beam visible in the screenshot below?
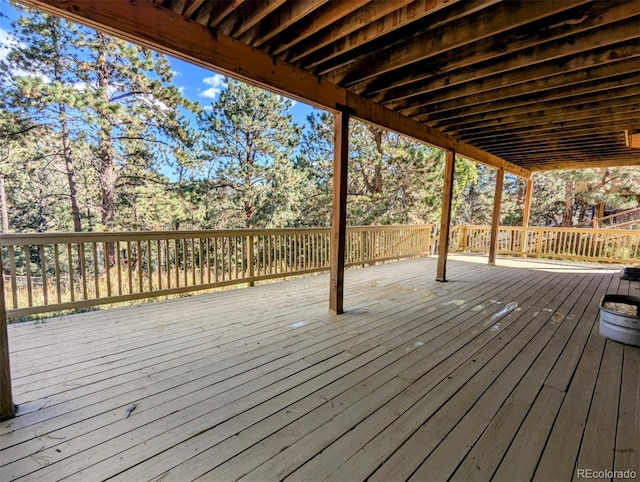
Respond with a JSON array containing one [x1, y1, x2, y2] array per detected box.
[[488, 168, 504, 265], [436, 150, 455, 282], [528, 158, 640, 171], [398, 16, 640, 118], [206, 0, 246, 29], [503, 146, 631, 162], [461, 108, 640, 142], [217, 0, 285, 37], [376, 0, 638, 104], [332, 0, 589, 88], [440, 88, 640, 134], [0, 262, 15, 421], [329, 109, 349, 315], [16, 0, 530, 179], [182, 0, 205, 18], [269, 0, 370, 56], [411, 56, 640, 121], [475, 133, 625, 156], [302, 0, 463, 71], [286, 0, 413, 64], [472, 119, 640, 149], [238, 0, 329, 48]]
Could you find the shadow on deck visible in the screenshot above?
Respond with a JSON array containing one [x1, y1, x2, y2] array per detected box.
[[1, 255, 638, 481]]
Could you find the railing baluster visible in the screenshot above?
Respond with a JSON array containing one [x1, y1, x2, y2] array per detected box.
[[39, 245, 48, 306], [80, 243, 88, 300], [228, 237, 232, 280], [105, 242, 112, 297], [206, 237, 211, 285], [173, 238, 179, 288], [236, 236, 241, 280], [127, 241, 133, 295], [24, 246, 33, 308], [137, 240, 144, 294], [199, 238, 204, 286], [213, 237, 219, 283], [67, 244, 75, 303], [54, 244, 62, 304], [147, 239, 153, 292], [157, 239, 162, 291], [92, 242, 99, 299], [165, 238, 171, 289], [190, 238, 196, 287], [116, 241, 123, 296]]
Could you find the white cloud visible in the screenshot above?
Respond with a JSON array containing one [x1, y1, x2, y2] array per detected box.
[[0, 27, 17, 61], [1, 27, 52, 83], [199, 74, 227, 99]]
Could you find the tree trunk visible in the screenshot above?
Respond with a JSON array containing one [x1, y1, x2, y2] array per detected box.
[[96, 33, 116, 265], [51, 21, 82, 233], [563, 180, 574, 226], [0, 176, 9, 233], [96, 33, 117, 231], [368, 126, 384, 194], [58, 104, 82, 232]]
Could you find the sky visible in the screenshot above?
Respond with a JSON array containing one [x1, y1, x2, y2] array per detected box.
[[0, 0, 323, 127]]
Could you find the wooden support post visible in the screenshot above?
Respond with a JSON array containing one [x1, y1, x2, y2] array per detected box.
[[521, 177, 533, 255], [436, 150, 455, 282], [0, 259, 15, 421], [489, 168, 505, 265], [329, 109, 349, 314]]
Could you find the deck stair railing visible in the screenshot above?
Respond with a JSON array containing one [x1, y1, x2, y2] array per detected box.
[[0, 225, 433, 318], [572, 206, 640, 229]]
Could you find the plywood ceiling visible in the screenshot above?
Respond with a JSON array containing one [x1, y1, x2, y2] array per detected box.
[[18, 0, 640, 173]]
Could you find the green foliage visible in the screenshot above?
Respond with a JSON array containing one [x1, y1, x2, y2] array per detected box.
[[197, 79, 306, 228]]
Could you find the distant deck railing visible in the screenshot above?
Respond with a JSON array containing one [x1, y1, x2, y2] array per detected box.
[[572, 206, 640, 229], [450, 225, 640, 263], [0, 225, 433, 317]]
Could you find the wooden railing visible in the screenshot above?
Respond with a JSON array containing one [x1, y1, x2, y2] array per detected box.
[[451, 225, 640, 263], [0, 225, 433, 317], [572, 206, 640, 229]]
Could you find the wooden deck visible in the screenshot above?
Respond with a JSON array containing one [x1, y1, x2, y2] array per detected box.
[[1, 255, 638, 481]]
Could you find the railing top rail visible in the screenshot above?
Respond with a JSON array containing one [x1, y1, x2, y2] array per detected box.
[[0, 224, 433, 246], [449, 225, 640, 235]]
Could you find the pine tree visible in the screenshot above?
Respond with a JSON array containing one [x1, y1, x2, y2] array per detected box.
[[76, 29, 198, 231], [2, 10, 85, 231], [198, 79, 304, 228]]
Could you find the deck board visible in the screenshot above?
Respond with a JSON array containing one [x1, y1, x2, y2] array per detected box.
[[0, 254, 638, 481]]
